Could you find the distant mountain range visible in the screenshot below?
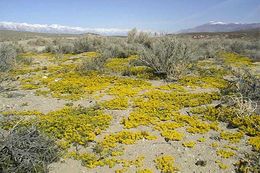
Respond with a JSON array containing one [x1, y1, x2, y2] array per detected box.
[[1, 21, 260, 35], [0, 22, 130, 35], [178, 21, 260, 33]]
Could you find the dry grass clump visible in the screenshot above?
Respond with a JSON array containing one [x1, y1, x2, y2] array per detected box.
[[222, 94, 257, 118], [0, 126, 59, 173], [232, 69, 260, 101], [220, 67, 259, 117]]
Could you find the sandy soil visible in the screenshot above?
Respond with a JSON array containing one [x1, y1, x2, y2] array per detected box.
[[0, 53, 257, 173]]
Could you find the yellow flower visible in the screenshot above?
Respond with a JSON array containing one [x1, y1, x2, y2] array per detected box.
[[154, 155, 178, 173]]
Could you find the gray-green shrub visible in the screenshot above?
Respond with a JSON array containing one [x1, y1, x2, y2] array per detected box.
[[232, 68, 260, 101], [0, 44, 17, 72], [127, 28, 152, 48], [73, 36, 104, 54], [100, 39, 130, 58], [0, 126, 59, 173], [140, 37, 195, 80], [56, 43, 74, 54], [196, 39, 224, 59], [77, 50, 111, 73]]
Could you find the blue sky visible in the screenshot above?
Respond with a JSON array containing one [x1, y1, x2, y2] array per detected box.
[[0, 0, 259, 32]]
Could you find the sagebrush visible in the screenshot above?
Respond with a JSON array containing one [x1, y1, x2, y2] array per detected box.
[[140, 37, 196, 80], [0, 44, 17, 72], [0, 126, 59, 173]]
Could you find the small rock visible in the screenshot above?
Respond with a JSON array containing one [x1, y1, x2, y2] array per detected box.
[[210, 135, 220, 141], [164, 138, 170, 142], [195, 160, 207, 167]]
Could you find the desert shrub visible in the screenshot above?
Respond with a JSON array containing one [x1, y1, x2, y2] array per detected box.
[[222, 94, 257, 118], [73, 38, 94, 53], [251, 49, 260, 61], [228, 40, 247, 54], [0, 71, 16, 93], [77, 50, 110, 73], [127, 28, 152, 48], [56, 43, 74, 54], [229, 68, 260, 101], [235, 152, 260, 173], [52, 38, 61, 45], [196, 40, 224, 59], [140, 37, 195, 80], [44, 36, 103, 54], [44, 43, 56, 53], [225, 40, 258, 54], [0, 44, 17, 72], [12, 42, 26, 54], [221, 39, 260, 60], [0, 126, 59, 173], [44, 42, 74, 54], [16, 55, 33, 65], [193, 38, 259, 60], [105, 42, 128, 58], [28, 38, 49, 46], [127, 28, 138, 43], [100, 38, 131, 58], [73, 36, 104, 54]]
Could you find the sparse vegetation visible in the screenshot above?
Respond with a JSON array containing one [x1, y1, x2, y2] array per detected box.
[[0, 28, 259, 173]]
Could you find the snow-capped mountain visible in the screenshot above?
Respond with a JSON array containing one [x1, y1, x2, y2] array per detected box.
[[178, 21, 260, 33], [0, 21, 130, 35]]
